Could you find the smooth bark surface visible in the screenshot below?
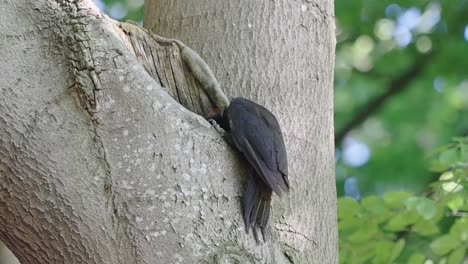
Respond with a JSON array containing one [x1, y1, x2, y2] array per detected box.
[[0, 241, 19, 264], [0, 0, 336, 263]]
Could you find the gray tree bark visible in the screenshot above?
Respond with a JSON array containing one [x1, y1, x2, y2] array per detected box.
[[0, 0, 337, 263]]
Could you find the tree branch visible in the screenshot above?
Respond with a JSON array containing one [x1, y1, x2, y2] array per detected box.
[[335, 54, 432, 145]]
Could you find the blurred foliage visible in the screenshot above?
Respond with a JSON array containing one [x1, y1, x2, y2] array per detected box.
[[336, 1, 468, 261], [335, 0, 468, 196], [93, 0, 143, 22], [339, 137, 468, 263]]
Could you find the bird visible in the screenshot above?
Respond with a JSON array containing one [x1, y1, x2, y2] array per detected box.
[[207, 97, 289, 241]]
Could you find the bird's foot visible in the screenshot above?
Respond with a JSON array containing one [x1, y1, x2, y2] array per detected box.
[[208, 119, 225, 134]]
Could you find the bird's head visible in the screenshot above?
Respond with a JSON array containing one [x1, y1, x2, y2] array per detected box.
[[206, 107, 229, 131]]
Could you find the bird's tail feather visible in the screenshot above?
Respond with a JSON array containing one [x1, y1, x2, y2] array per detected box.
[[243, 173, 273, 241]]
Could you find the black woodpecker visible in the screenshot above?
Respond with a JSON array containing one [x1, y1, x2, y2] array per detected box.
[[208, 97, 289, 240]]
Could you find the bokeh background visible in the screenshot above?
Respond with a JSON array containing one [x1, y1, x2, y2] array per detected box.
[[1, 0, 467, 263], [335, 0, 468, 197]]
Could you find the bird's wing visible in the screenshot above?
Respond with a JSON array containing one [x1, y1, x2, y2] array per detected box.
[[253, 103, 289, 179], [229, 100, 289, 195]]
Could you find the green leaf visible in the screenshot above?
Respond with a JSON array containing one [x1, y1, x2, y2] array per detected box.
[[430, 160, 449, 173], [362, 195, 388, 215], [412, 220, 440, 237], [352, 248, 375, 264], [415, 198, 437, 220], [431, 204, 445, 222], [439, 171, 456, 181], [372, 241, 393, 263], [439, 171, 464, 192], [342, 242, 375, 264], [449, 218, 468, 241], [385, 215, 408, 231], [441, 181, 464, 193], [385, 211, 419, 231], [405, 196, 420, 210], [338, 197, 361, 219], [348, 223, 379, 242], [404, 197, 437, 219], [407, 253, 425, 264], [383, 192, 412, 208], [389, 239, 405, 262], [447, 196, 464, 212], [428, 143, 454, 158], [339, 215, 362, 230], [430, 234, 461, 255], [361, 196, 392, 224], [447, 247, 466, 264], [438, 148, 459, 171]]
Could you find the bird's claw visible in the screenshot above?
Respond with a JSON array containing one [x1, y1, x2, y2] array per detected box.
[[208, 119, 225, 134]]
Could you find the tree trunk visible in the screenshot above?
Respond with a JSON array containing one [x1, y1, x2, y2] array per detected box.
[[0, 0, 337, 263], [0, 241, 19, 264]]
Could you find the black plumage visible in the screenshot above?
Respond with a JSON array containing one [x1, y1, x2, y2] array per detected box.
[[209, 97, 289, 239]]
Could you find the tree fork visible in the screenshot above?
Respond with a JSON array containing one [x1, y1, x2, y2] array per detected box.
[[0, 0, 337, 263]]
